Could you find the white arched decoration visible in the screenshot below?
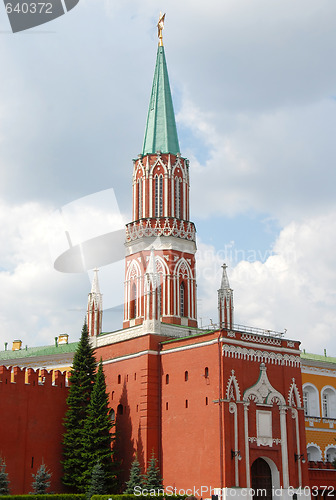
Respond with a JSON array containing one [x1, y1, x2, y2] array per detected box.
[[174, 258, 195, 320], [172, 159, 187, 220], [325, 445, 336, 462], [132, 163, 145, 220], [154, 256, 169, 317], [302, 383, 320, 417], [321, 385, 336, 419], [306, 443, 322, 462], [226, 370, 241, 401], [288, 379, 302, 408], [125, 259, 142, 321]]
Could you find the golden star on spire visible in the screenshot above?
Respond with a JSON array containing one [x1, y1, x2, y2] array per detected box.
[[157, 12, 166, 46]]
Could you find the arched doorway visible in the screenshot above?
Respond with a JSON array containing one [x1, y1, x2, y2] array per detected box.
[[251, 458, 272, 499]]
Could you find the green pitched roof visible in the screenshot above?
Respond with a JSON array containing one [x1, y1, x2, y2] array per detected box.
[[301, 352, 336, 364], [0, 342, 79, 361], [142, 45, 180, 156]]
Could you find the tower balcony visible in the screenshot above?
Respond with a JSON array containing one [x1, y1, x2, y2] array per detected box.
[[125, 217, 196, 243]]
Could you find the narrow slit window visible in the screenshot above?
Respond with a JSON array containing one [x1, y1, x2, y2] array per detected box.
[[180, 282, 185, 317]]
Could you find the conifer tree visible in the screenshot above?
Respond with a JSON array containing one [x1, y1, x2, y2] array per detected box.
[[62, 322, 97, 492], [82, 359, 117, 492], [125, 456, 144, 494], [143, 452, 163, 491], [86, 461, 106, 500], [0, 458, 10, 495], [31, 462, 52, 494]]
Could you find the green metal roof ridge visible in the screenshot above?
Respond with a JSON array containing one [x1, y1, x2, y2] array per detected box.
[[142, 45, 180, 155], [0, 341, 79, 360], [301, 352, 336, 364]]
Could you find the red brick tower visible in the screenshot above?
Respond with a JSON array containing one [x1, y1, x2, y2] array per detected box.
[[123, 22, 197, 331]]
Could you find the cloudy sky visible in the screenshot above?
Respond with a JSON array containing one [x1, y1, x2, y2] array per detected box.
[[0, 0, 335, 355]]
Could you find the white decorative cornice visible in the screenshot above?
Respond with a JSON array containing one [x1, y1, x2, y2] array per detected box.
[[301, 365, 336, 377], [221, 337, 301, 356], [223, 344, 301, 367]]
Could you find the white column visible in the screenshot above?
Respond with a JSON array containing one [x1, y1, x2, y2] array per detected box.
[[229, 403, 239, 487], [244, 403, 250, 488], [293, 408, 302, 487], [280, 407, 289, 488]]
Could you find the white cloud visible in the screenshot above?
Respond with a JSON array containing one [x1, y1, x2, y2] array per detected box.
[[0, 200, 89, 349], [196, 211, 336, 354]]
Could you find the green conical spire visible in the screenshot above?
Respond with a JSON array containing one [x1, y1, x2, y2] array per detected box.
[[142, 45, 180, 156]]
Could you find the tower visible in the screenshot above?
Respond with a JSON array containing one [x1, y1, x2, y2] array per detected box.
[[87, 268, 103, 337], [218, 263, 234, 329], [123, 17, 197, 331]]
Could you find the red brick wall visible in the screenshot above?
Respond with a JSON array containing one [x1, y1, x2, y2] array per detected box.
[[0, 366, 68, 494]]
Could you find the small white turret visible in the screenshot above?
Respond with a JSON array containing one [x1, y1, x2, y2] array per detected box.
[[218, 263, 234, 330]]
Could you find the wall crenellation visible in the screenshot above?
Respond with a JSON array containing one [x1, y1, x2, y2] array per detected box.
[[0, 365, 68, 388]]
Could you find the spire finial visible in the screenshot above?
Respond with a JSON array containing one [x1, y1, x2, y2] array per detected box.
[[157, 12, 166, 47]]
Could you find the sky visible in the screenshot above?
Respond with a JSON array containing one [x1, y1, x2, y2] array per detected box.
[[0, 0, 335, 355]]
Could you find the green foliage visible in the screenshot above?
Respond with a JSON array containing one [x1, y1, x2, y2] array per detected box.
[[83, 360, 117, 492], [0, 457, 10, 494], [86, 462, 106, 500], [31, 463, 52, 494], [62, 322, 97, 492], [125, 457, 143, 494], [143, 453, 163, 491]]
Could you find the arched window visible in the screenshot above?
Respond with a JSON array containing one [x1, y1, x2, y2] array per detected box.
[[118, 374, 121, 384], [166, 374, 169, 385], [321, 387, 336, 418], [180, 282, 185, 317], [117, 404, 123, 415], [205, 367, 209, 378], [155, 175, 163, 217], [185, 370, 188, 382], [138, 179, 142, 219], [302, 384, 320, 417], [175, 178, 181, 218], [326, 447, 336, 462], [130, 282, 137, 319], [307, 444, 321, 461], [110, 409, 115, 422]]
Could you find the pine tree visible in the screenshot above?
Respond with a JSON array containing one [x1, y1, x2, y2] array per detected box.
[[31, 463, 52, 494], [0, 458, 10, 495], [82, 359, 117, 492], [125, 456, 143, 494], [143, 452, 163, 492], [86, 461, 106, 500], [62, 322, 97, 492]]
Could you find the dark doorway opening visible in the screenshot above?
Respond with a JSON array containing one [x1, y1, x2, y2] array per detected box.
[[251, 458, 272, 500]]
